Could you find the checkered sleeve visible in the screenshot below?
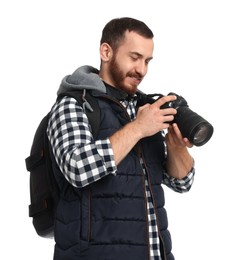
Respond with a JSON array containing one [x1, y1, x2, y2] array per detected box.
[[163, 166, 195, 193], [46, 96, 117, 188]]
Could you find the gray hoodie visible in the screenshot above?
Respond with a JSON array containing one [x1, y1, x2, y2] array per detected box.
[[57, 65, 107, 96]]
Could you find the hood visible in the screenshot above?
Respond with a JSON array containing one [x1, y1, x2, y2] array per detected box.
[[57, 65, 106, 95]]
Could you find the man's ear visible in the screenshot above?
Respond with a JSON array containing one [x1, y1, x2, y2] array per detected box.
[[100, 43, 113, 61]]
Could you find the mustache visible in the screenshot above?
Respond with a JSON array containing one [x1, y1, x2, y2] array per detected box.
[[127, 72, 143, 80]]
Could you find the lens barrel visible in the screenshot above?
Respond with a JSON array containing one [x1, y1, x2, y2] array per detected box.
[[175, 106, 214, 146]]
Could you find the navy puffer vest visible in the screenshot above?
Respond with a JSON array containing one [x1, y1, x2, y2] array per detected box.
[[52, 89, 174, 260]]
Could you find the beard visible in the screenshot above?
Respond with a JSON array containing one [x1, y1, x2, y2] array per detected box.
[[108, 56, 141, 95]]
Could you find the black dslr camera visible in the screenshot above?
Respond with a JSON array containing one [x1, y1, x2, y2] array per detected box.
[[137, 92, 214, 146]]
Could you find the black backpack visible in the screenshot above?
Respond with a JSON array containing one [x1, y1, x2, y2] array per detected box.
[[25, 90, 100, 238]]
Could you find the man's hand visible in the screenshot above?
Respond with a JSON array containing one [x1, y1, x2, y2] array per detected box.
[[166, 123, 193, 149], [110, 95, 178, 165], [134, 95, 178, 138]]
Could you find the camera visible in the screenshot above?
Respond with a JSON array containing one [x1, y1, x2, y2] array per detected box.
[[137, 92, 214, 146]]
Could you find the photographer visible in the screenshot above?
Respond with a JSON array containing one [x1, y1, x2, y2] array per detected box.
[[47, 17, 195, 260]]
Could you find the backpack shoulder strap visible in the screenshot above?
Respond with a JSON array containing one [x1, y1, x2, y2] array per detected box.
[[57, 90, 101, 139]]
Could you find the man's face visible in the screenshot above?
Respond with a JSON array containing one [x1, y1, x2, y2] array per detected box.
[[107, 31, 154, 95]]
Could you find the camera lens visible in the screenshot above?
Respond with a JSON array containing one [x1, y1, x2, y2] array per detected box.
[[188, 121, 214, 146], [192, 123, 213, 146], [175, 107, 214, 146]]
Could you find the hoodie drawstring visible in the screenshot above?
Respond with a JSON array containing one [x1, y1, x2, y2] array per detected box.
[[82, 89, 94, 112]]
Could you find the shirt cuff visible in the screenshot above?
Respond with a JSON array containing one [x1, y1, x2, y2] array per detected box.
[[163, 164, 195, 193], [95, 138, 117, 175]]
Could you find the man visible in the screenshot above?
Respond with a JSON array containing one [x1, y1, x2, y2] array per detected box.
[[47, 17, 195, 260]]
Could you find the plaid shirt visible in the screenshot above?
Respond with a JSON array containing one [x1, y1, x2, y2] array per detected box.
[[47, 96, 195, 260]]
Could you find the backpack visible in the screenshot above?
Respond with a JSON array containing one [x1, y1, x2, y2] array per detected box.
[[25, 90, 101, 238]]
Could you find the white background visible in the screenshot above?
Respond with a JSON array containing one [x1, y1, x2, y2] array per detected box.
[[1, 0, 237, 259]]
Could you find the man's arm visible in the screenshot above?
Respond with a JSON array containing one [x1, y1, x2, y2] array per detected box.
[[47, 96, 117, 188], [165, 123, 194, 179]]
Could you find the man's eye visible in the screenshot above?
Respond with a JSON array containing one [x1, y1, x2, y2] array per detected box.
[[131, 56, 139, 61]]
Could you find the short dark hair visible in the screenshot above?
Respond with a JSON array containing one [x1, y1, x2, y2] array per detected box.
[[100, 17, 154, 50]]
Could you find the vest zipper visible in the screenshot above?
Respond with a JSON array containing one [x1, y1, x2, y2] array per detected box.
[[88, 189, 91, 241], [135, 144, 151, 259], [139, 146, 167, 260]]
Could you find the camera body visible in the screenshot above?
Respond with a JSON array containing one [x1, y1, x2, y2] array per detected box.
[[137, 92, 214, 146], [160, 92, 188, 110]]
